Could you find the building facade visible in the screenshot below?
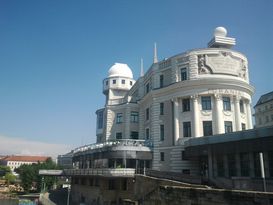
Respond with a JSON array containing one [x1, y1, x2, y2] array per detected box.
[[95, 26, 254, 174], [68, 27, 256, 204], [254, 91, 273, 128]]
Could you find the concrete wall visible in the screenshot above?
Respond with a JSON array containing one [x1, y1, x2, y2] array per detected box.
[[143, 186, 273, 205]]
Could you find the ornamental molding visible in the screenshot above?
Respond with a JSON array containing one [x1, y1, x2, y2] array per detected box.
[[201, 110, 212, 116], [223, 110, 232, 116], [208, 89, 243, 97], [197, 52, 247, 80]]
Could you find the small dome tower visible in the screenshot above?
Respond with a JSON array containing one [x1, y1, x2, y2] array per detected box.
[[103, 63, 135, 104]]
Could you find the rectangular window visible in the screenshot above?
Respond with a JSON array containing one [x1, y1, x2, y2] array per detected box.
[[160, 74, 164, 88], [182, 98, 190, 112], [130, 131, 139, 139], [203, 121, 213, 136], [121, 79, 125, 84], [160, 103, 164, 115], [217, 155, 225, 177], [130, 111, 139, 123], [183, 122, 191, 137], [146, 83, 150, 94], [240, 153, 250, 176], [108, 179, 115, 190], [121, 179, 127, 191], [160, 125, 164, 141], [224, 121, 233, 133], [181, 151, 188, 160], [89, 178, 94, 186], [97, 111, 103, 129], [146, 128, 150, 140], [223, 97, 231, 111], [227, 154, 236, 177], [113, 79, 116, 84], [241, 123, 246, 130], [268, 151, 273, 177], [240, 100, 244, 113], [116, 113, 123, 124], [116, 132, 122, 140], [201, 96, 211, 110], [130, 81, 133, 86], [181, 68, 187, 81], [253, 152, 261, 177], [146, 108, 149, 120], [160, 152, 165, 161]]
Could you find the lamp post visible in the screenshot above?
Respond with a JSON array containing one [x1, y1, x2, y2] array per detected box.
[[67, 178, 71, 205], [259, 152, 267, 192]]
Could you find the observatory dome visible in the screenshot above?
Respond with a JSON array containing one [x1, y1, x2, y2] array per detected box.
[[108, 63, 133, 78]]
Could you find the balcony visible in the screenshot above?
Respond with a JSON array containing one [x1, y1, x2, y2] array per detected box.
[[73, 139, 153, 155], [64, 168, 135, 177]]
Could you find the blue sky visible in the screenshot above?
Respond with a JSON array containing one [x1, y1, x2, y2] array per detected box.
[[0, 0, 272, 156]]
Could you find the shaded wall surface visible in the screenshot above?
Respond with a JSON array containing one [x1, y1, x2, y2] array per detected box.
[[143, 186, 273, 205]]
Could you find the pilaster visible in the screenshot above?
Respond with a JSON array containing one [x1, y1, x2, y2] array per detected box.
[[214, 94, 224, 134], [234, 96, 242, 131], [173, 98, 180, 144]]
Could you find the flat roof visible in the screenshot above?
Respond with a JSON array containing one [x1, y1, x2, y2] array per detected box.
[[185, 126, 273, 148]]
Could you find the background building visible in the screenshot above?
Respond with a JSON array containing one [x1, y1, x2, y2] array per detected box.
[[253, 91, 273, 128], [57, 151, 73, 169], [0, 156, 50, 172]]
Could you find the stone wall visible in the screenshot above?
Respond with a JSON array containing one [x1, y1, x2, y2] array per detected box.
[[143, 185, 273, 205]]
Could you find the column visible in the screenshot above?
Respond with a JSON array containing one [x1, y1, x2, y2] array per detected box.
[[173, 98, 180, 144], [234, 96, 242, 131], [214, 94, 224, 134], [246, 100, 253, 129], [191, 95, 200, 137]]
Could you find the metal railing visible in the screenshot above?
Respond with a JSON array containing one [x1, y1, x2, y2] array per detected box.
[[64, 168, 136, 177], [73, 139, 153, 154]]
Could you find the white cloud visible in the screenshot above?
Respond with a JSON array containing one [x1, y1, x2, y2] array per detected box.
[[0, 135, 71, 158]]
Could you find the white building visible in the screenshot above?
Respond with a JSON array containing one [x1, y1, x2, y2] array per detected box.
[[68, 27, 256, 204], [95, 26, 254, 174], [254, 91, 273, 128], [0, 155, 50, 172]]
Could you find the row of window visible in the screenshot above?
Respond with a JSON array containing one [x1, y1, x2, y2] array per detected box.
[[116, 112, 139, 124], [147, 96, 244, 123], [115, 131, 139, 140], [145, 68, 187, 94], [72, 177, 128, 191], [257, 103, 273, 113], [114, 96, 245, 125], [158, 121, 246, 140], [258, 114, 273, 125], [182, 96, 245, 112], [160, 151, 188, 163], [105, 79, 133, 86], [217, 152, 273, 178]]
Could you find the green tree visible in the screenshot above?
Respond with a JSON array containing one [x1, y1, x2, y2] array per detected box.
[[4, 172, 16, 185], [0, 165, 11, 177], [16, 158, 59, 193]]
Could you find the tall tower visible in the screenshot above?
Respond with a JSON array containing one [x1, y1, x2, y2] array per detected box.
[[97, 63, 136, 142]]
